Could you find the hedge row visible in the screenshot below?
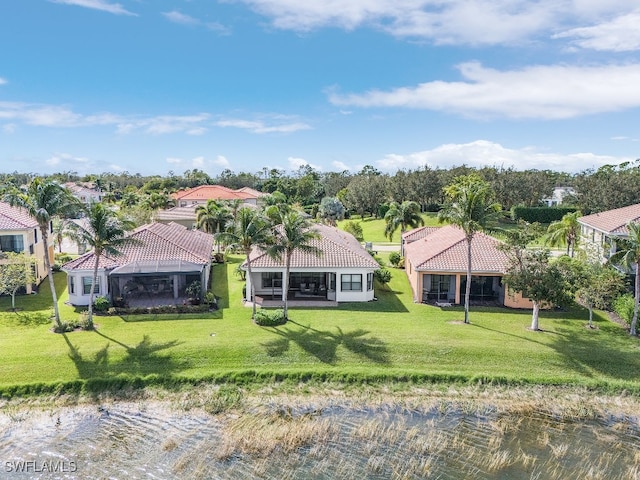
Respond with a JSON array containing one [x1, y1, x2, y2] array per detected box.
[[512, 206, 578, 223]]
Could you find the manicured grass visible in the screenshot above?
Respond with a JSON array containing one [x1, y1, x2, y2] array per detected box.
[[1, 257, 640, 395], [338, 213, 441, 243]]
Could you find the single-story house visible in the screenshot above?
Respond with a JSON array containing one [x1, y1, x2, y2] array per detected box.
[[403, 225, 532, 308], [63, 182, 103, 205], [245, 224, 380, 304], [0, 202, 53, 293], [578, 203, 640, 263], [62, 222, 214, 306], [154, 205, 199, 229]]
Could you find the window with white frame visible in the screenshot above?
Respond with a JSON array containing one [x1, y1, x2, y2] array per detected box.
[[82, 276, 99, 295], [341, 274, 362, 292], [367, 272, 374, 291], [262, 272, 282, 288]]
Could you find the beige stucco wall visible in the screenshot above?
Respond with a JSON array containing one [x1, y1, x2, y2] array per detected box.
[[0, 227, 53, 293]]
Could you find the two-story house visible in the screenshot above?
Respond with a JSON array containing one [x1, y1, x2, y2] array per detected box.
[[578, 203, 640, 263], [0, 202, 54, 293]]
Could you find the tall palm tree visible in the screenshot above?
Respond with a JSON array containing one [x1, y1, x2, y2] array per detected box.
[[216, 208, 272, 319], [438, 175, 501, 324], [545, 211, 582, 257], [266, 211, 321, 320], [4, 178, 79, 328], [609, 221, 640, 336], [70, 202, 137, 329], [384, 200, 424, 241], [196, 200, 233, 254]]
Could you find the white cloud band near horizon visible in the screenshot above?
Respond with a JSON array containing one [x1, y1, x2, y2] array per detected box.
[[377, 140, 634, 173], [329, 62, 640, 119]]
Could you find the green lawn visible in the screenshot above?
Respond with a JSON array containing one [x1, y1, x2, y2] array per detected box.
[[337, 213, 441, 244], [1, 257, 639, 395]]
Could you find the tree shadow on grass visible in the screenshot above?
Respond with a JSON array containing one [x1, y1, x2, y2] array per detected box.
[[262, 320, 390, 365], [62, 331, 185, 382], [9, 310, 52, 327]]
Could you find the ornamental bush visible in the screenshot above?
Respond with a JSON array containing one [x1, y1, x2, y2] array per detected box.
[[254, 309, 287, 326]]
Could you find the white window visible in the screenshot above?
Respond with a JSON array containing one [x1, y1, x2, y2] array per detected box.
[[82, 276, 100, 295], [341, 274, 362, 292]]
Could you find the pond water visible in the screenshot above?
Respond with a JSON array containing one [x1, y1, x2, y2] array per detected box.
[[1, 399, 639, 479]]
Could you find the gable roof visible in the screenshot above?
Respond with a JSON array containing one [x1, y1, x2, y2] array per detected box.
[[578, 203, 640, 236], [172, 185, 260, 202], [155, 205, 197, 222], [403, 225, 510, 273], [0, 202, 38, 230], [62, 222, 214, 271], [248, 223, 379, 269]]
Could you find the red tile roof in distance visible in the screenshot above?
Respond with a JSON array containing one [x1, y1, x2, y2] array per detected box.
[[62, 222, 214, 271], [248, 223, 380, 269], [172, 185, 260, 201], [403, 225, 510, 273], [578, 203, 640, 236], [0, 202, 38, 230]]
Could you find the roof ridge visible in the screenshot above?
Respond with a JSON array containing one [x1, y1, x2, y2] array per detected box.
[[132, 223, 211, 263]]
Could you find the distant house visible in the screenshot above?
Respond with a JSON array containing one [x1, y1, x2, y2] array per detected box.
[[154, 205, 198, 229], [63, 182, 103, 205], [403, 225, 532, 308], [62, 222, 214, 306], [0, 202, 53, 293], [578, 203, 640, 263], [244, 224, 379, 305], [171, 185, 263, 208], [541, 186, 576, 207]]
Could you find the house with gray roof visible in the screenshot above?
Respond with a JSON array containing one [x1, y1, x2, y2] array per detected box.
[[0, 202, 53, 293], [403, 225, 532, 308], [578, 203, 640, 263], [245, 223, 379, 304], [62, 222, 214, 307]]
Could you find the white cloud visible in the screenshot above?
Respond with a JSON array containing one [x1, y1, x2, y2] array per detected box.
[[329, 62, 640, 119], [236, 1, 636, 45], [376, 140, 634, 173], [50, 0, 137, 16], [166, 157, 183, 164], [213, 155, 230, 168], [332, 160, 352, 171], [554, 10, 640, 52], [215, 117, 312, 134], [162, 10, 232, 34], [45, 152, 90, 166], [192, 156, 205, 167], [0, 77, 6, 85], [288, 156, 322, 171]]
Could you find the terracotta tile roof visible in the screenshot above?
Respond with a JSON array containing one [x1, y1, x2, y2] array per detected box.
[[0, 202, 38, 230], [155, 205, 197, 222], [248, 223, 379, 269], [578, 203, 640, 236], [62, 222, 214, 271], [402, 226, 441, 243], [404, 225, 510, 273], [172, 185, 259, 201], [235, 187, 264, 197]]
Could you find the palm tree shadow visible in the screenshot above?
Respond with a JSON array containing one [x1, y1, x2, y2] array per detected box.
[[262, 321, 390, 365]]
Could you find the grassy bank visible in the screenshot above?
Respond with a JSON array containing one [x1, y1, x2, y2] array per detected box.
[[337, 213, 441, 243], [1, 256, 640, 397]]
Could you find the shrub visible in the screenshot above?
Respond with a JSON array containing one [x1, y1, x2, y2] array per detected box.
[[374, 268, 392, 289], [185, 280, 202, 302], [204, 291, 218, 310], [53, 322, 78, 333], [93, 296, 111, 312], [613, 294, 635, 326], [511, 206, 578, 224], [55, 254, 73, 264], [254, 309, 287, 326], [52, 264, 62, 272], [388, 251, 402, 267]]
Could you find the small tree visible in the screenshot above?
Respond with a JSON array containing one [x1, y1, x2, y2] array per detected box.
[[374, 268, 392, 290], [545, 211, 582, 257], [318, 197, 345, 226], [576, 263, 626, 328], [384, 201, 423, 241], [343, 221, 364, 241], [504, 249, 575, 331], [0, 252, 35, 311]]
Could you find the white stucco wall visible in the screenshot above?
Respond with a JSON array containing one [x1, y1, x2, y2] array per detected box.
[[63, 269, 109, 306]]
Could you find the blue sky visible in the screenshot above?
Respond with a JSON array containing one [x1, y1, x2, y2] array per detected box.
[[1, 0, 640, 176]]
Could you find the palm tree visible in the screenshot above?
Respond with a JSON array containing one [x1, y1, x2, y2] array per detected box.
[[69, 202, 137, 329], [609, 222, 640, 335], [545, 211, 582, 257], [438, 174, 501, 324], [266, 211, 321, 320], [196, 200, 233, 254], [4, 179, 79, 328], [216, 208, 272, 319], [384, 200, 424, 241]]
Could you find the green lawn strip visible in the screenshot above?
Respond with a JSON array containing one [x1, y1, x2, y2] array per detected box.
[[1, 256, 640, 397], [338, 213, 441, 243]]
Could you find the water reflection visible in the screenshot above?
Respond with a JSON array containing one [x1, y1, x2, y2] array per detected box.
[[1, 401, 639, 479]]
